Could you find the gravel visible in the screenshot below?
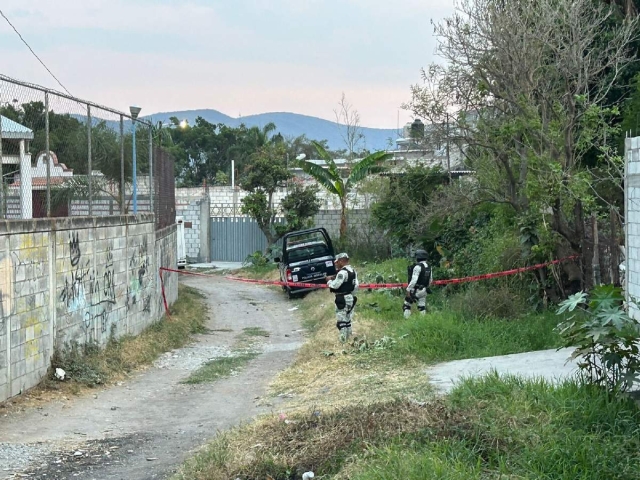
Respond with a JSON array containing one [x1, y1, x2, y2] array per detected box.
[[0, 442, 51, 476], [154, 346, 234, 371]]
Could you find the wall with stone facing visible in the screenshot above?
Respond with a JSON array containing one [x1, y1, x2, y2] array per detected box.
[[0, 214, 178, 402]]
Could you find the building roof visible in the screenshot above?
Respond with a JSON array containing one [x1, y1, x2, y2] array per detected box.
[[1, 116, 34, 140], [10, 177, 67, 187]]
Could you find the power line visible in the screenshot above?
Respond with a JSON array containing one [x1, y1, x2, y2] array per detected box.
[[0, 8, 72, 96]]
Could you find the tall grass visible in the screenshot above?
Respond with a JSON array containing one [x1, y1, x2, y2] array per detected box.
[[358, 290, 562, 363], [347, 375, 640, 480]]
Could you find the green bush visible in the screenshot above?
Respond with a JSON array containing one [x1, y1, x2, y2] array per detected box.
[[556, 285, 640, 395]]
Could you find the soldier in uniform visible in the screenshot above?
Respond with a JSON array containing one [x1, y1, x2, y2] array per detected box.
[[326, 253, 358, 342], [403, 249, 432, 318]]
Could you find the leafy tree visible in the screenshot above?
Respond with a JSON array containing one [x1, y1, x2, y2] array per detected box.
[[240, 143, 291, 245], [405, 0, 638, 259], [371, 166, 449, 249], [295, 141, 391, 239], [276, 182, 321, 236], [284, 134, 331, 161]]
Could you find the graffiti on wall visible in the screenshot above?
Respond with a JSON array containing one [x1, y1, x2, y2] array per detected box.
[[59, 232, 122, 340], [59, 231, 153, 342], [127, 236, 150, 312]]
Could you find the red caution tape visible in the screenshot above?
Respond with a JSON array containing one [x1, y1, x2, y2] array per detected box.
[[159, 255, 577, 291]]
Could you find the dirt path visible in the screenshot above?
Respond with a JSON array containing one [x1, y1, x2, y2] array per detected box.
[[0, 276, 303, 480]]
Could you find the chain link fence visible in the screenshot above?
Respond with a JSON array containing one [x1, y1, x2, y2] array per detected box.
[[0, 74, 174, 226]]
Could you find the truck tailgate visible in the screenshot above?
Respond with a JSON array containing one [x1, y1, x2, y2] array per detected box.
[[290, 255, 334, 283]]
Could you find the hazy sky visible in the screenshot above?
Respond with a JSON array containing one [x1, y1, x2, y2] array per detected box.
[[0, 0, 453, 128]]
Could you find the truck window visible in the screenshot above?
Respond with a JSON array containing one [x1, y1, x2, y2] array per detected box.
[[287, 243, 330, 263]]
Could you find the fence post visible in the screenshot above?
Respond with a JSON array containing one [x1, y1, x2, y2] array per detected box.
[[45, 92, 51, 217], [120, 115, 125, 215], [87, 105, 92, 216], [148, 126, 154, 217], [0, 114, 3, 219]]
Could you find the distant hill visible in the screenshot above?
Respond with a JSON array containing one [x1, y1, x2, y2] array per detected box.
[[142, 109, 400, 152]]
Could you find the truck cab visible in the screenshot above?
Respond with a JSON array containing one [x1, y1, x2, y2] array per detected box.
[[274, 228, 336, 298]]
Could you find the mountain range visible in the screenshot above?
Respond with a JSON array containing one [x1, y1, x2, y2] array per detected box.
[[142, 109, 401, 152]]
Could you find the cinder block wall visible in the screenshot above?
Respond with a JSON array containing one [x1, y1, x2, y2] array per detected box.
[[626, 137, 640, 320], [176, 196, 209, 262], [0, 214, 178, 402]]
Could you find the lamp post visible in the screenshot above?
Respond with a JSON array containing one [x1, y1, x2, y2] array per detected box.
[[129, 105, 141, 214]]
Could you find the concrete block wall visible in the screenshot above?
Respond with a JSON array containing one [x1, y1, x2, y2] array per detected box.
[[0, 214, 178, 402], [176, 195, 210, 263], [626, 137, 640, 320]]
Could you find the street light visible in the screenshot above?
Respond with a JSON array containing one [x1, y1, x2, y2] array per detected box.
[[129, 105, 141, 214]]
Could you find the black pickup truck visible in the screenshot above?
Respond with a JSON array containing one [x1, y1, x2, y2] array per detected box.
[[273, 228, 337, 299]]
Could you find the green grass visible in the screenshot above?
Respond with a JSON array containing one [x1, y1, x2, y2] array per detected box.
[[347, 375, 640, 480], [173, 374, 640, 479], [182, 325, 268, 385], [242, 327, 270, 337], [357, 290, 562, 363], [182, 352, 259, 385]]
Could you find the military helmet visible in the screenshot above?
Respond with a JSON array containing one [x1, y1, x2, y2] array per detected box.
[[415, 249, 428, 262]]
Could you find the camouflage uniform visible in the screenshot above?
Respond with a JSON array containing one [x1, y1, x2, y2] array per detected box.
[[327, 254, 359, 342]]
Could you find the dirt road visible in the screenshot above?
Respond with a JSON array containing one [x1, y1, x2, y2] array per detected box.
[[0, 276, 303, 479]]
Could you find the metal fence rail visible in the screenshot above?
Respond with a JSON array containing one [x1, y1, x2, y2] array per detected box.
[[0, 74, 174, 225]]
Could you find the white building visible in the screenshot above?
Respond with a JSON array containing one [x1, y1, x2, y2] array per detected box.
[[1, 116, 34, 219]]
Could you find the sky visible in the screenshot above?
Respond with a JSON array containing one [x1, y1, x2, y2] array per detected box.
[[0, 0, 454, 128]]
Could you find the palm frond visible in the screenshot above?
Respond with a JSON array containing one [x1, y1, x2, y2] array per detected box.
[[296, 160, 340, 195], [311, 141, 341, 181], [346, 151, 392, 187]]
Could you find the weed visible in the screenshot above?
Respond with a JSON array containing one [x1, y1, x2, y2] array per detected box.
[[557, 285, 640, 394], [181, 353, 259, 385], [242, 327, 270, 337]]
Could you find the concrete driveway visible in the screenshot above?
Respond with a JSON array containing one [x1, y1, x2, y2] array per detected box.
[[427, 348, 579, 394]]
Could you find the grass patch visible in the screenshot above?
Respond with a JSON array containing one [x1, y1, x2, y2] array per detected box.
[[357, 289, 562, 363], [344, 375, 640, 480], [182, 352, 259, 385], [242, 327, 270, 337], [49, 284, 208, 390], [173, 399, 454, 480], [182, 325, 268, 385], [233, 263, 279, 281], [175, 375, 640, 480]]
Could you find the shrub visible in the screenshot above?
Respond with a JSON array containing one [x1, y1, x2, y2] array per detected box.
[[556, 285, 640, 395]]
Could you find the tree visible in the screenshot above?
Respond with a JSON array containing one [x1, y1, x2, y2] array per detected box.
[[276, 182, 322, 236], [284, 134, 331, 161], [296, 141, 391, 239], [372, 166, 449, 248], [240, 143, 290, 245], [334, 93, 365, 160], [405, 0, 638, 257]]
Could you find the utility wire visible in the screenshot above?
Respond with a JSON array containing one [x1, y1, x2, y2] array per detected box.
[[0, 8, 72, 96]]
